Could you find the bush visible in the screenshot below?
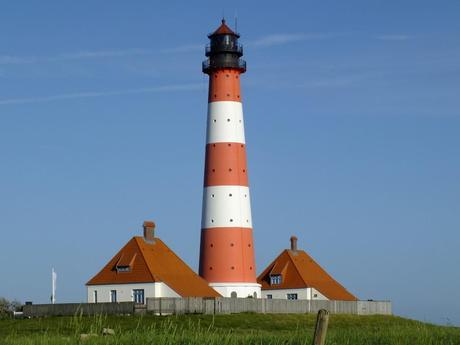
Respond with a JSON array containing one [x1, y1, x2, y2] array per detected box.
[[0, 297, 22, 319]]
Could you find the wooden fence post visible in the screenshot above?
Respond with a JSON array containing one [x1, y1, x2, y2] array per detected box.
[[312, 309, 329, 345]]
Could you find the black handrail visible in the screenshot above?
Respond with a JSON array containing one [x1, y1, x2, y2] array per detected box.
[[202, 59, 246, 73], [205, 44, 243, 56]]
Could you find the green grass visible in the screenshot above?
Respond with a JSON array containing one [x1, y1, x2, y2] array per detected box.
[[0, 313, 459, 345]]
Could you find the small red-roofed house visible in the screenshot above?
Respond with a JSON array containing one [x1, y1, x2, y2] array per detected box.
[[86, 221, 220, 304], [257, 236, 357, 301]]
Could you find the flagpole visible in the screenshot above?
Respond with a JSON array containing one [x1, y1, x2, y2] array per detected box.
[[51, 268, 56, 304]]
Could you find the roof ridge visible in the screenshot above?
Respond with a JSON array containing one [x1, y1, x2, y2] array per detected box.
[[286, 249, 309, 287], [133, 237, 157, 282], [134, 237, 219, 297], [262, 250, 287, 278], [137, 237, 180, 293], [289, 249, 356, 300]]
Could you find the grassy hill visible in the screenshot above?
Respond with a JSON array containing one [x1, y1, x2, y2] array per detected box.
[[0, 313, 459, 344]]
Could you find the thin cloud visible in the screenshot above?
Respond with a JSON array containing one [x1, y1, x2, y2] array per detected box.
[[0, 49, 154, 65], [160, 44, 202, 54], [376, 34, 411, 41], [0, 55, 37, 65], [160, 32, 341, 54], [249, 33, 340, 47], [54, 49, 152, 60], [0, 83, 202, 106]]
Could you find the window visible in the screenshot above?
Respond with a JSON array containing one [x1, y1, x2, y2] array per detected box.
[[313, 294, 318, 298], [270, 275, 282, 285], [230, 291, 237, 298], [266, 294, 272, 299], [116, 265, 130, 272], [110, 290, 117, 303], [287, 293, 298, 300], [93, 290, 98, 303], [133, 289, 145, 304]]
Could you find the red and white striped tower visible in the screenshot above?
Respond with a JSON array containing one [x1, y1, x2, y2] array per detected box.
[[199, 20, 261, 298]]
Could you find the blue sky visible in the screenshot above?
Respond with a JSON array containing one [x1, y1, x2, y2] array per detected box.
[[1, 1, 459, 325]]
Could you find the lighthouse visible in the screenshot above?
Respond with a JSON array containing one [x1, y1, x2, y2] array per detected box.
[[199, 20, 261, 298]]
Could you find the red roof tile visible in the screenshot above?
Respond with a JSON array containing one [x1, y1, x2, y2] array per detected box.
[[257, 249, 357, 301], [87, 237, 220, 298]]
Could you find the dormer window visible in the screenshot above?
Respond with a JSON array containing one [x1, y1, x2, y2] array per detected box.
[[116, 265, 130, 273], [114, 253, 136, 273], [270, 274, 282, 285]]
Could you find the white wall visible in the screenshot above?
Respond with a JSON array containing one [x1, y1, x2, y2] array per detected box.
[[261, 287, 328, 300], [87, 282, 180, 303], [209, 282, 261, 298]]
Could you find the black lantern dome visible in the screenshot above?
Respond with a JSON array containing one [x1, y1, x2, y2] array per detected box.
[[202, 19, 246, 74]]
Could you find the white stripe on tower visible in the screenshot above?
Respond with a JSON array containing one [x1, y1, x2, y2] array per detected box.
[[206, 101, 245, 144], [201, 186, 252, 229]]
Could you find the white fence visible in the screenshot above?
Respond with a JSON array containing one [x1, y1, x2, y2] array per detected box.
[[146, 297, 392, 315]]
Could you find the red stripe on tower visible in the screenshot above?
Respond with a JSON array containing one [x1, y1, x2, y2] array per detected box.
[[199, 20, 261, 298]]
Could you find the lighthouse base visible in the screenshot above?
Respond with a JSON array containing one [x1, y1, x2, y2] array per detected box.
[[209, 282, 261, 299]]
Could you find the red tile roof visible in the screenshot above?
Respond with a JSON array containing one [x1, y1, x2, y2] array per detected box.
[[86, 237, 221, 298], [257, 249, 357, 301], [210, 19, 238, 37]]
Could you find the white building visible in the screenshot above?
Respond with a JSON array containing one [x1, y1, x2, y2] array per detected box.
[[257, 236, 357, 301], [86, 221, 220, 303]]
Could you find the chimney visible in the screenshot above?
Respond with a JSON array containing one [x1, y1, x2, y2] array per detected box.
[[143, 221, 155, 242], [290, 236, 298, 251]]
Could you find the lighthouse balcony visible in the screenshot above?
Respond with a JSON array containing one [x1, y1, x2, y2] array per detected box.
[[205, 43, 243, 57], [202, 58, 246, 73]]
